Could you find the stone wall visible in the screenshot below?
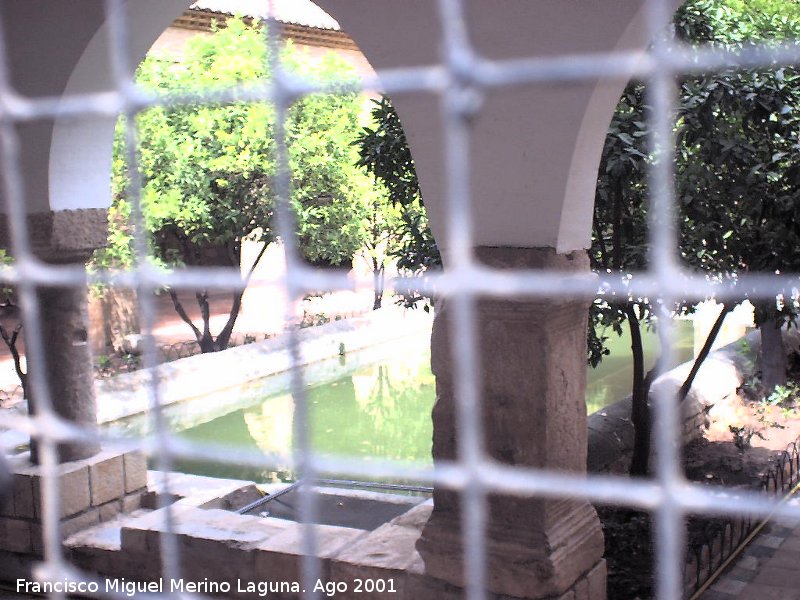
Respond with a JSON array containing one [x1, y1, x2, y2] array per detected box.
[[0, 449, 148, 578], [88, 288, 140, 356], [62, 481, 605, 600]]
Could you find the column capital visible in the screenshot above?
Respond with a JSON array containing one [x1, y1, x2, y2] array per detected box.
[[0, 208, 107, 263], [474, 246, 589, 272]]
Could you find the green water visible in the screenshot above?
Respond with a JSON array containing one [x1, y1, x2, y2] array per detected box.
[[168, 320, 695, 483], [586, 319, 695, 414], [173, 349, 435, 483]]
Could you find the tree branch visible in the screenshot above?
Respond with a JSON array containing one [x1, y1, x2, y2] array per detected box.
[[626, 304, 651, 477], [216, 241, 269, 350], [678, 303, 732, 402], [0, 323, 27, 397], [196, 291, 211, 341], [168, 289, 203, 343]]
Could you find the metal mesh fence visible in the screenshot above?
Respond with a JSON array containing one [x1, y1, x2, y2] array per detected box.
[[0, 0, 799, 599]]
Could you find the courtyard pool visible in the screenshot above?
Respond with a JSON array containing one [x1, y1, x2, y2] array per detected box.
[[108, 320, 694, 483]]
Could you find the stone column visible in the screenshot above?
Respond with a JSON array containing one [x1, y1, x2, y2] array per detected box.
[[416, 247, 605, 599], [0, 209, 107, 464], [30, 274, 99, 463]]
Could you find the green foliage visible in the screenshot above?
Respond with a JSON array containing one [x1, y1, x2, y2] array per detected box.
[[674, 0, 800, 328], [591, 0, 800, 370], [93, 18, 380, 350], [764, 381, 800, 405], [0, 249, 14, 305], [285, 52, 372, 267], [675, 0, 800, 44], [97, 18, 372, 272], [298, 310, 331, 329], [591, 0, 800, 474], [729, 424, 765, 449], [589, 83, 654, 368], [356, 97, 441, 308]]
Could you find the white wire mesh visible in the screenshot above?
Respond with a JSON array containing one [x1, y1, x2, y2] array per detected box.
[[0, 1, 798, 599]]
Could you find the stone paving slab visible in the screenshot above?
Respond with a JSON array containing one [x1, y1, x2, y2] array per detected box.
[[701, 519, 800, 600]]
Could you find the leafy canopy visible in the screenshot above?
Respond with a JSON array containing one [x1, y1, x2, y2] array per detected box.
[[97, 18, 372, 271]]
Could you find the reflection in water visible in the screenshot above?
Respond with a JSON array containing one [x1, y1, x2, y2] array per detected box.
[[173, 320, 694, 482], [585, 319, 694, 414], [174, 351, 435, 482]]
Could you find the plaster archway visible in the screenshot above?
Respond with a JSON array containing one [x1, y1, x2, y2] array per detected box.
[[30, 0, 658, 258], [0, 0, 191, 218], [315, 0, 653, 257], [48, 0, 193, 213]]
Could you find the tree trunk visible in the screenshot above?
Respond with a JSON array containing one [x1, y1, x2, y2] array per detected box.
[[215, 289, 244, 351], [626, 305, 651, 477], [167, 242, 268, 354], [214, 241, 269, 352], [678, 303, 732, 402], [760, 319, 787, 392], [372, 257, 384, 310]]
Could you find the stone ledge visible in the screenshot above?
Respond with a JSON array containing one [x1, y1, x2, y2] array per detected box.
[[0, 208, 108, 263], [61, 482, 434, 598], [91, 306, 432, 425], [142, 470, 262, 510], [255, 523, 368, 586]]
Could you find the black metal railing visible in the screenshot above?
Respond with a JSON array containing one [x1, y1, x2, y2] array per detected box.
[[685, 437, 800, 598]]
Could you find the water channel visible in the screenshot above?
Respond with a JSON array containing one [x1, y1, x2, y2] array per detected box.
[[111, 320, 694, 484]]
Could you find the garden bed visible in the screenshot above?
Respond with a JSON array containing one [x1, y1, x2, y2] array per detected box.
[[600, 356, 800, 599]]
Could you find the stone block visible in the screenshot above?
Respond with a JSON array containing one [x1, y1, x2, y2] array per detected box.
[[173, 509, 287, 544], [586, 560, 606, 600], [12, 474, 34, 519], [219, 484, 263, 511], [120, 504, 195, 553], [69, 544, 160, 582], [557, 591, 575, 600], [147, 471, 258, 508], [11, 450, 143, 520], [121, 506, 288, 559], [90, 453, 124, 506], [30, 463, 91, 519], [63, 508, 102, 538], [0, 478, 14, 517], [122, 492, 142, 514], [0, 549, 34, 579], [64, 518, 122, 552], [331, 523, 423, 599], [255, 523, 367, 586], [123, 452, 147, 493], [99, 500, 123, 522], [0, 517, 32, 554], [573, 575, 589, 600], [179, 535, 257, 585], [31, 508, 101, 554], [167, 511, 293, 592], [389, 500, 433, 531], [0, 484, 13, 517]]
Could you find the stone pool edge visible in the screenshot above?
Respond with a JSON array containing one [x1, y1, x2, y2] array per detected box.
[[1, 306, 433, 428]]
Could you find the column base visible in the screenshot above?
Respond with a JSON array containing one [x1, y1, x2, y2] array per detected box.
[[417, 499, 604, 599], [408, 558, 607, 600]]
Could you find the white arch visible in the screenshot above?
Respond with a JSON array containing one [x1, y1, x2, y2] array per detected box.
[[316, 0, 656, 257], [43, 0, 665, 256], [48, 0, 192, 212]]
